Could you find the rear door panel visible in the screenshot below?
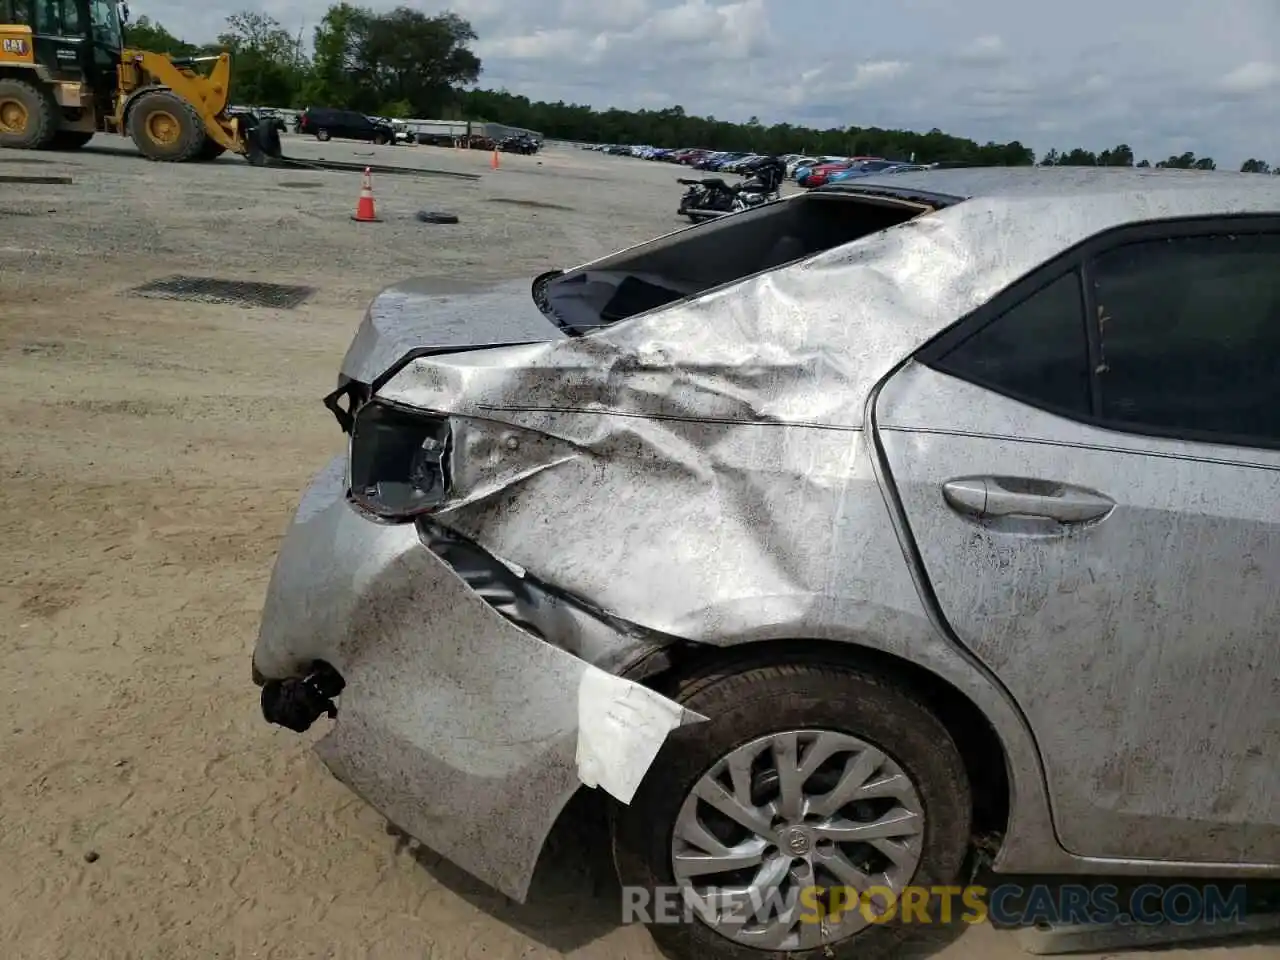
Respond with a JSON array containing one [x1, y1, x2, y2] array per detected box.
[[876, 361, 1280, 863]]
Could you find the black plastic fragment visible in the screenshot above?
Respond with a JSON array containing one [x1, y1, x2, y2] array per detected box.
[[260, 661, 346, 733]]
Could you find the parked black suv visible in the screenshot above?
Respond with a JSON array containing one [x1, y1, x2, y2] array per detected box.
[[299, 108, 396, 145]]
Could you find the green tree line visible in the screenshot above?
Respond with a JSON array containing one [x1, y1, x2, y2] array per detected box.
[[127, 7, 1280, 172]]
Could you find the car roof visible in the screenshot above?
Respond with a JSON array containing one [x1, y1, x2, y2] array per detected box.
[[820, 165, 1280, 215]]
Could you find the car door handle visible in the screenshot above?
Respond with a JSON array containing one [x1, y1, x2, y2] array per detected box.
[[942, 477, 1115, 524]]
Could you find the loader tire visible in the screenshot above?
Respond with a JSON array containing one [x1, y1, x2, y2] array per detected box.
[[49, 130, 94, 150], [128, 90, 207, 162], [0, 78, 58, 151]]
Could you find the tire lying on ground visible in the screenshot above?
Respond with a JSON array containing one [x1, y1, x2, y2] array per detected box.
[[611, 658, 973, 960], [127, 90, 207, 162], [0, 78, 58, 150], [416, 211, 460, 224]]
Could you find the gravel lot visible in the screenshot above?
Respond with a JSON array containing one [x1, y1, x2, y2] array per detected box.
[[1, 135, 1275, 960]]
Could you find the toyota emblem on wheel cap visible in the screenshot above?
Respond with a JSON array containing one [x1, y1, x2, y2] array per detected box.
[[784, 829, 811, 856]]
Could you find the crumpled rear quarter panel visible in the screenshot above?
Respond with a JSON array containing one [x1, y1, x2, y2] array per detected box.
[[375, 205, 1004, 639], [375, 182, 1274, 642]]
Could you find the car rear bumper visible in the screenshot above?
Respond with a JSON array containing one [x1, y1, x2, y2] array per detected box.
[[253, 456, 700, 901]]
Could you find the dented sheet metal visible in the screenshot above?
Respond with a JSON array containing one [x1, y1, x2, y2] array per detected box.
[[254, 456, 702, 901], [339, 276, 560, 385], [371, 169, 1280, 641]]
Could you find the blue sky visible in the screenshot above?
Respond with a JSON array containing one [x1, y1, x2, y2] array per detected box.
[[148, 0, 1280, 167]]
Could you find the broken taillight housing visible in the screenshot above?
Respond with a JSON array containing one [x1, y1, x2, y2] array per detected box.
[[348, 401, 452, 519]]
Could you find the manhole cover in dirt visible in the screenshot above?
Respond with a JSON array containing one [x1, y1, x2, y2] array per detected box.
[[279, 181, 325, 189], [129, 276, 315, 309]]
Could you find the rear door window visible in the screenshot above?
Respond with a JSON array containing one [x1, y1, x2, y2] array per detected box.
[[1090, 231, 1280, 443]]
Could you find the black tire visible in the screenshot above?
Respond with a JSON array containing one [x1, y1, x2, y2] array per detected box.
[[0, 78, 58, 150], [415, 211, 459, 224], [48, 130, 94, 151], [128, 90, 207, 162], [373, 132, 388, 145], [611, 659, 972, 960], [315, 128, 331, 142]]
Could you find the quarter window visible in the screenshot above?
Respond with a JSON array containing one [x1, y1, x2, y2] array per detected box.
[[1091, 233, 1280, 442], [929, 270, 1091, 416]]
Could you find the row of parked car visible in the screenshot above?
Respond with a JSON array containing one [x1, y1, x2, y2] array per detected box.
[[584, 142, 937, 187]]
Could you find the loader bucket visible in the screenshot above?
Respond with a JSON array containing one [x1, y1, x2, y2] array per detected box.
[[244, 116, 282, 167]]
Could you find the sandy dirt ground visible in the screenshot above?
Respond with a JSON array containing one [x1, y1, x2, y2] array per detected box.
[[1, 136, 1275, 960]]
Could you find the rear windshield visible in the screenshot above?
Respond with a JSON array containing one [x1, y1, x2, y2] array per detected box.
[[535, 191, 948, 336]]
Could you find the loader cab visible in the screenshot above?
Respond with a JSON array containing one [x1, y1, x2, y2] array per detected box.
[[1, 0, 123, 83]]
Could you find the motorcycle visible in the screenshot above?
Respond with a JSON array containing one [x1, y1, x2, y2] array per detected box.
[[676, 156, 785, 222]]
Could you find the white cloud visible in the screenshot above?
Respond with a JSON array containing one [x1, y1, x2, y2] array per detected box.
[[478, 28, 584, 62], [140, 0, 1280, 167], [632, 0, 771, 58], [955, 34, 1007, 65], [558, 0, 650, 30], [851, 60, 911, 88], [1074, 74, 1111, 95], [1215, 61, 1280, 95]]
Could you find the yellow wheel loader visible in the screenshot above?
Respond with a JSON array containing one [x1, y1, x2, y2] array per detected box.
[[0, 0, 280, 162]]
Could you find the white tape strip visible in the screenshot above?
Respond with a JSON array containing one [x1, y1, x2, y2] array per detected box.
[[575, 666, 689, 804]]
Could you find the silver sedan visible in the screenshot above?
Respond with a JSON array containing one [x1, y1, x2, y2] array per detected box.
[[254, 167, 1280, 960]]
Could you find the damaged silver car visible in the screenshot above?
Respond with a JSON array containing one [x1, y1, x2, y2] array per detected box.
[[254, 167, 1280, 960]]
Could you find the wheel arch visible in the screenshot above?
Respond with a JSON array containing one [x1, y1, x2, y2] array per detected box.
[[629, 635, 1012, 840], [531, 632, 1015, 909], [0, 62, 53, 83]]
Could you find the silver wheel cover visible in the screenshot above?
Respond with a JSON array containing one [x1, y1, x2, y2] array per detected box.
[[670, 729, 925, 950]]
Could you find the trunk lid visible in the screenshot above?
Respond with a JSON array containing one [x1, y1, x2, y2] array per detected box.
[[339, 277, 563, 385]]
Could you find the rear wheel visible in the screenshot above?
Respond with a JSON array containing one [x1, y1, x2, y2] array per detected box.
[[49, 130, 94, 150], [315, 128, 331, 141], [0, 78, 57, 150], [611, 659, 972, 960], [128, 90, 207, 162]]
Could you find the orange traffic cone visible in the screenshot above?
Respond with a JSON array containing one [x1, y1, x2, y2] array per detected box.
[[352, 167, 381, 222], [490, 149, 500, 170]]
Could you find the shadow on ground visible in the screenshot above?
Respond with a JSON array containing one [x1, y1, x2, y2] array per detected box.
[[979, 869, 1280, 954], [392, 790, 970, 958], [391, 790, 623, 954], [391, 814, 1280, 958]]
